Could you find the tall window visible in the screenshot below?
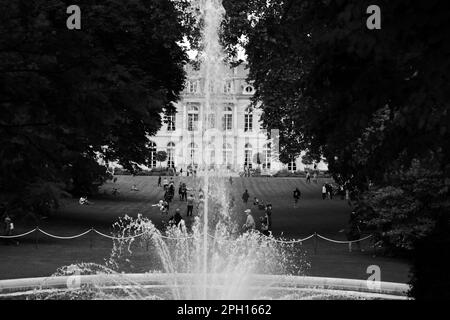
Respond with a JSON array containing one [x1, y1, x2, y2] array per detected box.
[[189, 142, 198, 165], [244, 143, 253, 169], [187, 104, 199, 131], [288, 158, 297, 172], [167, 113, 175, 131], [148, 141, 157, 168], [186, 80, 199, 94], [207, 113, 216, 129], [263, 143, 271, 169], [244, 107, 253, 132], [207, 142, 215, 168], [222, 104, 233, 131], [223, 80, 233, 94], [167, 142, 175, 168], [222, 143, 232, 169]]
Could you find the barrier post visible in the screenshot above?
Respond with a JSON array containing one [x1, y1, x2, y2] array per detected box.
[[35, 228, 39, 249], [348, 242, 352, 252], [90, 228, 93, 249], [314, 232, 318, 254]]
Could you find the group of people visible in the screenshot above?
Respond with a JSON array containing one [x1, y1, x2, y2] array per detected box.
[[242, 205, 272, 236], [321, 182, 350, 200], [241, 189, 273, 236], [154, 176, 203, 229], [305, 171, 319, 184]]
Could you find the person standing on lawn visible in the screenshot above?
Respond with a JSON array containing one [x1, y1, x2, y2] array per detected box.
[[2, 213, 19, 246], [242, 189, 250, 204], [186, 194, 195, 217], [181, 182, 187, 201], [293, 188, 301, 208], [322, 184, 327, 200], [158, 176, 162, 187], [326, 183, 333, 199]]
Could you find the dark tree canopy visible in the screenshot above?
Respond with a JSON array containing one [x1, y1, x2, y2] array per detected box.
[[222, 0, 450, 298], [0, 0, 188, 211], [222, 0, 450, 183]]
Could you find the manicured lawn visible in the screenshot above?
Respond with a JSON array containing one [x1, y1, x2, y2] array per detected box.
[[0, 176, 411, 283]]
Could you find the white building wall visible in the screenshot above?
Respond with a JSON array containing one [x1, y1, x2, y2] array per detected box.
[[144, 65, 327, 174]]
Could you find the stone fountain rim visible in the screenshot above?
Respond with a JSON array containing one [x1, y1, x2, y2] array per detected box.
[[0, 273, 409, 298]]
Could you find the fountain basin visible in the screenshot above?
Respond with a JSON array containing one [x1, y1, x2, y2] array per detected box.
[[0, 273, 410, 300]]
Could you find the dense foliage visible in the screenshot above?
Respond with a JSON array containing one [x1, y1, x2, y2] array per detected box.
[[0, 0, 188, 215], [222, 0, 450, 298]]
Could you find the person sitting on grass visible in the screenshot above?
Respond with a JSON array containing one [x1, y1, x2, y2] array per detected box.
[[169, 209, 186, 233], [152, 200, 169, 215], [258, 199, 266, 210], [243, 209, 255, 232], [260, 214, 270, 236], [131, 184, 139, 191], [253, 197, 259, 206], [112, 187, 120, 196], [79, 196, 93, 205]]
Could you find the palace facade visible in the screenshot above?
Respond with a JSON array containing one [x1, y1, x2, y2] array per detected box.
[[146, 64, 325, 175]]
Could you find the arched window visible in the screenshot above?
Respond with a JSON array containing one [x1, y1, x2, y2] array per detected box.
[[222, 143, 233, 169], [189, 142, 198, 165], [263, 143, 271, 169], [167, 142, 175, 168], [148, 141, 157, 168], [244, 143, 252, 169], [288, 158, 297, 172], [244, 107, 253, 132], [187, 104, 199, 131], [222, 104, 233, 131]]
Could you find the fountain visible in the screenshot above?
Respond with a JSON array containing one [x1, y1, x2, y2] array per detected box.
[[0, 0, 409, 300]]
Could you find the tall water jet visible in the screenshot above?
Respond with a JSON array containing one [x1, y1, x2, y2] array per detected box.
[[196, 0, 226, 299]]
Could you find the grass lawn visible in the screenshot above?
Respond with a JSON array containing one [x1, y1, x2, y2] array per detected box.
[[0, 176, 411, 283]]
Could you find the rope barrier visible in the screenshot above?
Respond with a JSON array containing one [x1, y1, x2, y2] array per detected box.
[[263, 233, 317, 244], [93, 229, 148, 241], [159, 234, 195, 240], [0, 228, 37, 239], [317, 234, 372, 244], [0, 227, 373, 245], [38, 228, 93, 240]]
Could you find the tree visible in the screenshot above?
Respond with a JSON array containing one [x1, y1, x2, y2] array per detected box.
[[0, 0, 188, 215], [222, 0, 449, 184], [155, 151, 168, 168], [222, 0, 450, 298]]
